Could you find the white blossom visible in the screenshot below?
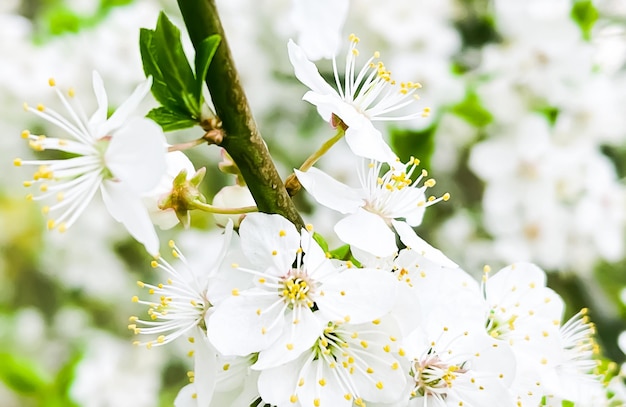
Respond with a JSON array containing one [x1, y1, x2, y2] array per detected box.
[[14, 71, 166, 254]]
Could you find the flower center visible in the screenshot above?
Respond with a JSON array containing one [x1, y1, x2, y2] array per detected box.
[[411, 352, 466, 398], [279, 270, 315, 309], [486, 310, 518, 339]]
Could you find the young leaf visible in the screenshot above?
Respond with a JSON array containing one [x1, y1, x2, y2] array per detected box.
[[152, 12, 197, 114], [195, 35, 221, 103], [140, 13, 222, 132], [147, 107, 199, 131]]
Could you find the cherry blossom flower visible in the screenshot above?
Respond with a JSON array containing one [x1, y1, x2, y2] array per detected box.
[[288, 35, 427, 163], [257, 316, 407, 407], [296, 157, 449, 257], [207, 212, 398, 369], [14, 71, 166, 254]]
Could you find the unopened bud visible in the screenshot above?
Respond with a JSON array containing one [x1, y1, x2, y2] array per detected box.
[[212, 185, 256, 228]]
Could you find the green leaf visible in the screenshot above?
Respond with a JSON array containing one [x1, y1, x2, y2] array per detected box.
[[152, 12, 197, 112], [140, 13, 201, 130], [329, 244, 351, 260], [390, 126, 436, 171], [450, 91, 493, 127], [140, 13, 222, 131], [0, 352, 50, 394], [194, 35, 221, 103], [571, 0, 599, 41], [147, 107, 199, 131], [562, 400, 575, 407], [140, 28, 180, 113], [312, 232, 329, 253]]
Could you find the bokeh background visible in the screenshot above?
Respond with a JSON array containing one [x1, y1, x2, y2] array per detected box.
[[2, 0, 626, 405]]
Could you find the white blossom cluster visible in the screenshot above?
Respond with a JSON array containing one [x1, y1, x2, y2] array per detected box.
[[131, 212, 603, 407], [441, 0, 626, 274]]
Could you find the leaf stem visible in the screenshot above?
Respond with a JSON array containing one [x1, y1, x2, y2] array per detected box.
[[176, 0, 304, 230]]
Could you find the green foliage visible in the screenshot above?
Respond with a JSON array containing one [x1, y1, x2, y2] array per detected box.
[[140, 12, 221, 131], [571, 0, 599, 40], [390, 126, 436, 172], [312, 232, 329, 253], [0, 347, 80, 406], [450, 91, 493, 127], [0, 352, 50, 394], [33, 0, 134, 40]]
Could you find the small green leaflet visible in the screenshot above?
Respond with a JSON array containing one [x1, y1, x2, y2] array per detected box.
[[140, 12, 221, 131]]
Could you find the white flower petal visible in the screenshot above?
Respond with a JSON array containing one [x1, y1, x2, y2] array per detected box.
[[298, 359, 352, 407], [288, 39, 338, 97], [393, 219, 458, 268], [143, 151, 196, 230], [344, 123, 397, 163], [174, 384, 197, 407], [239, 213, 300, 273], [88, 71, 108, 132], [100, 180, 159, 255], [290, 0, 349, 60], [295, 167, 364, 214], [299, 229, 331, 276], [192, 327, 218, 407], [316, 268, 397, 324], [105, 117, 167, 194], [257, 354, 307, 406], [99, 76, 153, 136], [207, 293, 284, 356], [334, 209, 397, 257], [252, 306, 322, 370]]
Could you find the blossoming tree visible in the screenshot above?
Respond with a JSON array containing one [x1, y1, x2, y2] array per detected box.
[[9, 0, 625, 406]]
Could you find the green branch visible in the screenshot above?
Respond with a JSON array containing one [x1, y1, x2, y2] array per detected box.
[[176, 0, 304, 230]]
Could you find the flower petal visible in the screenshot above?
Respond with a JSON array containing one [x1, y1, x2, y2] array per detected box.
[[98, 76, 153, 136], [207, 293, 284, 356], [316, 268, 397, 324], [105, 117, 167, 194], [100, 180, 159, 255], [295, 167, 364, 214], [344, 122, 397, 164], [290, 0, 349, 60], [393, 219, 458, 268], [191, 327, 218, 407], [288, 39, 338, 96], [252, 306, 322, 370], [334, 209, 397, 257], [238, 213, 300, 274], [88, 71, 108, 133]]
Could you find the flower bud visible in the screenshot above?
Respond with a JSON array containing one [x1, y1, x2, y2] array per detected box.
[[143, 151, 205, 229], [212, 185, 255, 228]]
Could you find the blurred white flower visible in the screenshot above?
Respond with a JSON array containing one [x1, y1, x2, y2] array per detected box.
[[70, 333, 164, 407], [290, 0, 349, 60], [15, 72, 166, 254]]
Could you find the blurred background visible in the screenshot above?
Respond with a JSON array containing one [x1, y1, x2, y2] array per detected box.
[[2, 0, 626, 405]]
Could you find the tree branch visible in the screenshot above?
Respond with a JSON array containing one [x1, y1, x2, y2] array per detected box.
[[176, 0, 305, 230]]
